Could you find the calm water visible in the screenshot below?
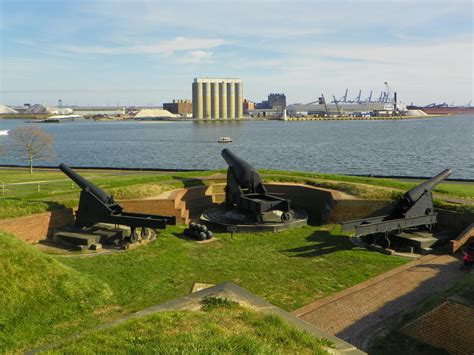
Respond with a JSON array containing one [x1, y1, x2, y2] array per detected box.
[[0, 115, 473, 178]]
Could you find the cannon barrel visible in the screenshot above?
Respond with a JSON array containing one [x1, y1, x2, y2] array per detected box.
[[221, 148, 262, 190], [404, 168, 452, 204], [59, 163, 111, 205]]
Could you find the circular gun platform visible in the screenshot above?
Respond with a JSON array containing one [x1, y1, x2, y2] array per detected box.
[[200, 207, 308, 233]]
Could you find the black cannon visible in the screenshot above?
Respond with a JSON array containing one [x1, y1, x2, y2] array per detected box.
[[341, 169, 452, 248], [221, 149, 293, 223], [59, 163, 176, 243]]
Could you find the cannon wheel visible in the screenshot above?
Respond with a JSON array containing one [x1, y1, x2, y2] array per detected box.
[[141, 227, 150, 239], [378, 235, 391, 249], [363, 235, 376, 245], [130, 228, 138, 243], [281, 211, 294, 223]]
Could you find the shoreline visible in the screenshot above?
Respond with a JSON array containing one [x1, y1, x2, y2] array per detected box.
[[0, 113, 452, 123]]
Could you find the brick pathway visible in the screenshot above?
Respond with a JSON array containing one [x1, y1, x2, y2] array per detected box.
[[293, 254, 465, 351]]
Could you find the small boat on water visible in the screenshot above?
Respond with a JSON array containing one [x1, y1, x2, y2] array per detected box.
[[218, 136, 232, 143], [0, 130, 9, 136]]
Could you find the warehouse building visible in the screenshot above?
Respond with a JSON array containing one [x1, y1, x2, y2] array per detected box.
[[163, 99, 192, 116], [192, 78, 243, 119]]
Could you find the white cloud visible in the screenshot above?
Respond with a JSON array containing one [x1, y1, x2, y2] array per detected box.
[[177, 50, 213, 64], [56, 37, 226, 56]]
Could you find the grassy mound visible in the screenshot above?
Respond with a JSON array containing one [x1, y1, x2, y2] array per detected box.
[[0, 233, 112, 352], [1, 168, 473, 220], [48, 303, 330, 354], [60, 225, 407, 313], [0, 225, 406, 352]]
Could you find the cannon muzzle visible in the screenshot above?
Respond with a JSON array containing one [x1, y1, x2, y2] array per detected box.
[[59, 163, 112, 205], [221, 149, 263, 191], [404, 168, 452, 204]]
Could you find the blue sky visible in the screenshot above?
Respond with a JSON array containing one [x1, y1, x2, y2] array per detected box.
[[0, 0, 472, 106]]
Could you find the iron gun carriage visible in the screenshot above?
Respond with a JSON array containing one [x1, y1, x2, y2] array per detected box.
[[221, 149, 293, 223], [59, 163, 175, 244], [341, 169, 452, 248]]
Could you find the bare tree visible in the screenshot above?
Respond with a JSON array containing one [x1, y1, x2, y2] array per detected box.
[[10, 126, 55, 174]]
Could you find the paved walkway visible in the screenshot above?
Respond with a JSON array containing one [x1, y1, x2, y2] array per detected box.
[[293, 254, 466, 351]]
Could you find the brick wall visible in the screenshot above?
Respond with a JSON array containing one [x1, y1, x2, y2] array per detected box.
[[119, 199, 187, 224], [0, 209, 74, 244], [400, 298, 474, 355], [328, 199, 391, 223]]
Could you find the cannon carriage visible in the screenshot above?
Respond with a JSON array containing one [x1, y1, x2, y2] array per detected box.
[[200, 149, 307, 232], [57, 164, 175, 248], [341, 169, 452, 249], [221, 148, 293, 223]]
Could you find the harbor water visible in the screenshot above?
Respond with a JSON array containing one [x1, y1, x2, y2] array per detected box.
[[0, 115, 472, 179]]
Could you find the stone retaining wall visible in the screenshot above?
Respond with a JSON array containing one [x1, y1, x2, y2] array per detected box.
[[0, 209, 74, 244], [265, 184, 335, 223], [436, 209, 474, 231]]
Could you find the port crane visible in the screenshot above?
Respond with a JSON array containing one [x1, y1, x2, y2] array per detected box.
[[384, 81, 394, 103], [320, 94, 329, 114], [333, 89, 348, 103], [365, 90, 373, 102], [354, 90, 362, 103], [332, 95, 342, 116]]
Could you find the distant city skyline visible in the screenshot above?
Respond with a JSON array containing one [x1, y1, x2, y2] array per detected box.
[[1, 0, 472, 107]]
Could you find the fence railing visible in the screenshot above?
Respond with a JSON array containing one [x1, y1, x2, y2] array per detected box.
[[0, 179, 81, 197]]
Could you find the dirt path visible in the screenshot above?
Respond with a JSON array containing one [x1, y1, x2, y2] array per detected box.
[[293, 254, 466, 351]]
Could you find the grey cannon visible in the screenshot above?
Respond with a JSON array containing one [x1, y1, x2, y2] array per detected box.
[[59, 163, 176, 242], [221, 148, 293, 223], [341, 168, 452, 248]]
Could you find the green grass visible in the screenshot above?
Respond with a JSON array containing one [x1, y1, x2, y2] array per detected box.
[[46, 306, 330, 354], [261, 170, 474, 199], [201, 297, 239, 311], [1, 168, 472, 220], [0, 224, 407, 352], [0, 169, 217, 219], [0, 232, 113, 352]]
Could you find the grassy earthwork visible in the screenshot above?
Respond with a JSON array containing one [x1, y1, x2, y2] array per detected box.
[[0, 167, 473, 220], [0, 167, 473, 352], [0, 223, 406, 352], [46, 301, 331, 354]]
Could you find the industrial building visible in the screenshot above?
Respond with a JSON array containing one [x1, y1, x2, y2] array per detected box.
[[192, 78, 243, 119], [287, 85, 406, 117], [163, 99, 192, 116], [268, 93, 286, 110], [249, 93, 286, 118], [243, 99, 255, 114], [286, 102, 395, 116]]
